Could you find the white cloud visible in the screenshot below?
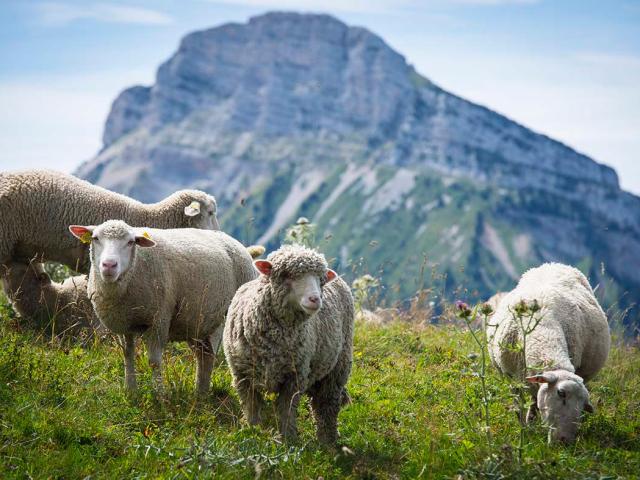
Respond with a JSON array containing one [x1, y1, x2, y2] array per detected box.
[[36, 2, 173, 27]]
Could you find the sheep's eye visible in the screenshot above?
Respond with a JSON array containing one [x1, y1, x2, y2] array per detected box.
[[127, 240, 135, 246], [208, 211, 214, 216], [557, 389, 566, 398], [92, 237, 99, 242]]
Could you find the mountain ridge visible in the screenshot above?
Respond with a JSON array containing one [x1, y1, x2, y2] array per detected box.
[[75, 11, 640, 323]]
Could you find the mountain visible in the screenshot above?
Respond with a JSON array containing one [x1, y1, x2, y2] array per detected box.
[[76, 12, 640, 324]]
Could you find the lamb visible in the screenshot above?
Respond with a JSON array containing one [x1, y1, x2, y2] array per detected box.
[[69, 220, 257, 395], [1, 261, 101, 339], [223, 244, 355, 445], [0, 169, 219, 273], [487, 263, 610, 443]]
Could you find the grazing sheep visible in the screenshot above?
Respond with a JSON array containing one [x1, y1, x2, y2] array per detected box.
[[69, 220, 256, 395], [224, 244, 355, 445], [487, 263, 610, 443], [1, 261, 101, 339], [0, 169, 219, 273]]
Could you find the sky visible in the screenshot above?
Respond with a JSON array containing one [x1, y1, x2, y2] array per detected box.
[[0, 0, 639, 193]]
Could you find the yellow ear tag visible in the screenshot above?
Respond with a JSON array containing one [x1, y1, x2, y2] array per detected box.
[[79, 231, 92, 244], [142, 231, 152, 240]]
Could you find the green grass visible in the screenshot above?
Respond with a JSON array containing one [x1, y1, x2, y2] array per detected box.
[[1, 305, 639, 479]]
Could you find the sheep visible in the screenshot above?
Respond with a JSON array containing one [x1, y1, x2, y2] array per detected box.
[[487, 263, 610, 443], [0, 169, 219, 274], [69, 220, 257, 395], [2, 244, 264, 348], [223, 244, 355, 445], [1, 261, 101, 339]]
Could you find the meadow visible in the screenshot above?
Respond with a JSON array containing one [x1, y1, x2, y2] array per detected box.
[[1, 291, 638, 479]]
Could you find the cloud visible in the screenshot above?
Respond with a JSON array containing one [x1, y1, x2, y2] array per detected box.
[[36, 2, 173, 27]]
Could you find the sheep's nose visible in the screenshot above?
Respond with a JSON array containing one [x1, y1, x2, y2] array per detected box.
[[307, 295, 320, 305], [102, 260, 118, 269]]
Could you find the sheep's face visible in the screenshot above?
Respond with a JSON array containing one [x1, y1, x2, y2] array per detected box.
[[527, 370, 593, 444], [182, 192, 219, 230], [69, 221, 156, 283], [254, 260, 337, 317]]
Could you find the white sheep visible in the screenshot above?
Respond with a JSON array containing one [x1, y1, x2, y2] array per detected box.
[[69, 220, 256, 395], [1, 261, 101, 339], [487, 263, 610, 443], [0, 169, 219, 273], [223, 244, 355, 445]]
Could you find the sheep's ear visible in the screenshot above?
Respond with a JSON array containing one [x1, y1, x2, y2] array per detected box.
[[135, 232, 156, 248], [526, 372, 558, 384], [584, 401, 594, 414], [326, 269, 337, 283], [254, 260, 272, 276], [184, 201, 201, 217], [69, 225, 95, 244]]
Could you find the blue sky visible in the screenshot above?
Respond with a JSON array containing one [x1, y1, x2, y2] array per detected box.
[[1, 0, 639, 193]]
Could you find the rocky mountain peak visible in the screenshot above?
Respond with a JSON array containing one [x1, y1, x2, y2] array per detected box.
[[102, 12, 413, 150], [77, 12, 640, 323]]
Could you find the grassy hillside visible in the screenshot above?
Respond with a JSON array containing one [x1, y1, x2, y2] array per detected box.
[[0, 296, 638, 479], [219, 166, 640, 330]]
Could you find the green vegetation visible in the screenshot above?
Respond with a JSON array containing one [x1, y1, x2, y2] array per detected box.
[[219, 161, 639, 329], [1, 291, 638, 479]]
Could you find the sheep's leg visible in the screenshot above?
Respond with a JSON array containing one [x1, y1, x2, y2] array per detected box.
[[236, 378, 264, 426], [123, 334, 137, 391], [310, 379, 342, 446], [276, 379, 302, 442], [189, 337, 215, 396], [310, 343, 352, 446], [144, 337, 165, 393]]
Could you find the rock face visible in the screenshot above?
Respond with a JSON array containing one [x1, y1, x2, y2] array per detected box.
[[76, 12, 640, 323]]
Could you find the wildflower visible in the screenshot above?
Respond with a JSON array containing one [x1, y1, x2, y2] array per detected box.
[[480, 303, 494, 316], [529, 299, 541, 313], [514, 300, 529, 316], [455, 300, 472, 318]]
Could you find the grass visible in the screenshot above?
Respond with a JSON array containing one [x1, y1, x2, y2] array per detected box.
[[0, 301, 639, 479]]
